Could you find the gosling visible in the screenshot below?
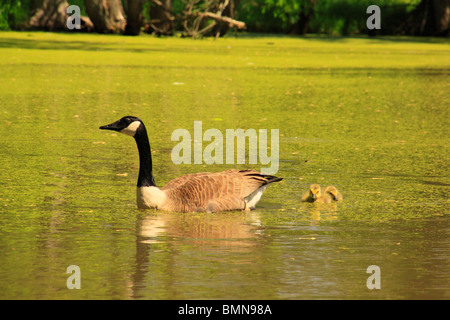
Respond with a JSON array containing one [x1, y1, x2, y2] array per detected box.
[[324, 186, 343, 202], [301, 184, 322, 202], [301, 184, 342, 203]]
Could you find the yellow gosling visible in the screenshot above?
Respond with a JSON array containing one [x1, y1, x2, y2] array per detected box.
[[324, 186, 343, 201], [301, 184, 321, 202], [315, 192, 333, 203]]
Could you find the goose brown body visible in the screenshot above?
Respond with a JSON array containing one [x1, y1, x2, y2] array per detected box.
[[152, 169, 281, 212]]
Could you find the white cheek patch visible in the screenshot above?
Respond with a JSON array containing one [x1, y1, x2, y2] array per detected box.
[[120, 121, 141, 137]]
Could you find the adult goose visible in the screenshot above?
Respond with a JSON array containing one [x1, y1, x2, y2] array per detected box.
[[100, 116, 282, 213]]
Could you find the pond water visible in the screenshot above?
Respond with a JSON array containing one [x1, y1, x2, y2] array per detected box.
[[0, 32, 448, 299]]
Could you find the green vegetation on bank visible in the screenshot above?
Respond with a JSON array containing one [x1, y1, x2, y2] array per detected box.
[[0, 0, 435, 36]]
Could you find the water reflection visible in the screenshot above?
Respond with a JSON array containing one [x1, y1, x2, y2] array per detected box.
[[130, 211, 263, 299], [136, 211, 262, 246], [302, 203, 339, 224]]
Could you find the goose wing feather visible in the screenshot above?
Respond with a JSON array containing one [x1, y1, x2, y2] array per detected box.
[[161, 169, 281, 212]]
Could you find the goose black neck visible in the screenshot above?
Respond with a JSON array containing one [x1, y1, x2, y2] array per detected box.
[[134, 124, 156, 187]]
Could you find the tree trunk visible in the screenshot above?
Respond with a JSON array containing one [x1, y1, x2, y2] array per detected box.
[[84, 0, 126, 33], [399, 0, 450, 36], [29, 0, 69, 30], [290, 0, 316, 35], [124, 0, 145, 35], [147, 0, 174, 35], [430, 0, 450, 35]]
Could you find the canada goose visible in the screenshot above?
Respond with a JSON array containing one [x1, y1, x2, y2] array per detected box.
[[100, 116, 282, 213], [324, 185, 343, 201], [301, 184, 321, 202]]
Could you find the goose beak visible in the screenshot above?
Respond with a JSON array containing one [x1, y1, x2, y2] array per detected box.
[[100, 121, 120, 131]]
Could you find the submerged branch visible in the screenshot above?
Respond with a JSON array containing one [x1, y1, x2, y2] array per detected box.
[[198, 12, 245, 29]]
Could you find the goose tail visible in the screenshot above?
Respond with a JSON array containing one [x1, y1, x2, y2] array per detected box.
[[239, 169, 283, 185]]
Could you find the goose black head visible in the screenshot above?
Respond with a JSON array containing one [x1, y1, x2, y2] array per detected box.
[[100, 116, 143, 137]]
